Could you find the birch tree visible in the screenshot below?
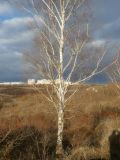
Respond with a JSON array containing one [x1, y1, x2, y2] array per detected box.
[[9, 0, 117, 159]]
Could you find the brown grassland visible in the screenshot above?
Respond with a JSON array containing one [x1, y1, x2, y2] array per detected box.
[[0, 84, 120, 160]]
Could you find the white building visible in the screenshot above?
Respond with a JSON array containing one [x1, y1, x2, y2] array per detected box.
[[36, 79, 72, 85], [0, 82, 11, 85], [55, 79, 72, 85], [0, 82, 25, 85], [28, 79, 36, 85], [10, 82, 24, 85], [36, 79, 51, 84]]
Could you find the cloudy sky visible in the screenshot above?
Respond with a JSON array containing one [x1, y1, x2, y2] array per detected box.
[[0, 0, 120, 82]]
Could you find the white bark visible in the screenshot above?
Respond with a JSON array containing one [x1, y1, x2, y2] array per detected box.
[[56, 1, 65, 157], [56, 106, 64, 158]]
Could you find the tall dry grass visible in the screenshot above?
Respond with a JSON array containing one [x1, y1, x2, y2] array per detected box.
[[0, 84, 120, 159]]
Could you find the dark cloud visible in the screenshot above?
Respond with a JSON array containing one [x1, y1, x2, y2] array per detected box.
[[92, 0, 120, 23], [92, 0, 120, 41], [0, 0, 120, 82], [95, 18, 120, 40], [0, 16, 35, 81]]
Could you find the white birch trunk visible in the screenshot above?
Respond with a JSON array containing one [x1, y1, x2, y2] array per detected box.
[[56, 104, 64, 159], [56, 1, 65, 158]]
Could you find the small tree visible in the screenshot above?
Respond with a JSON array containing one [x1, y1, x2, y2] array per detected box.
[[9, 0, 117, 159]]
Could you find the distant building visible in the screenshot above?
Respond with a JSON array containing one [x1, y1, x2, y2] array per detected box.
[[28, 79, 36, 85], [0, 79, 72, 86], [55, 79, 72, 85], [0, 82, 25, 85], [10, 82, 24, 85], [36, 79, 72, 85], [0, 82, 11, 85], [36, 79, 51, 84]]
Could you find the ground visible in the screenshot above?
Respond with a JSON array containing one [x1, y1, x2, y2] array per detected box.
[[0, 83, 120, 159]]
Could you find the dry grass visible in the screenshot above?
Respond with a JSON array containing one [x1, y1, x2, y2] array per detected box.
[[0, 83, 120, 159], [67, 146, 110, 160]]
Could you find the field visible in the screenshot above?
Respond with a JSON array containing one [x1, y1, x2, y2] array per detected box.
[[0, 84, 120, 160]]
